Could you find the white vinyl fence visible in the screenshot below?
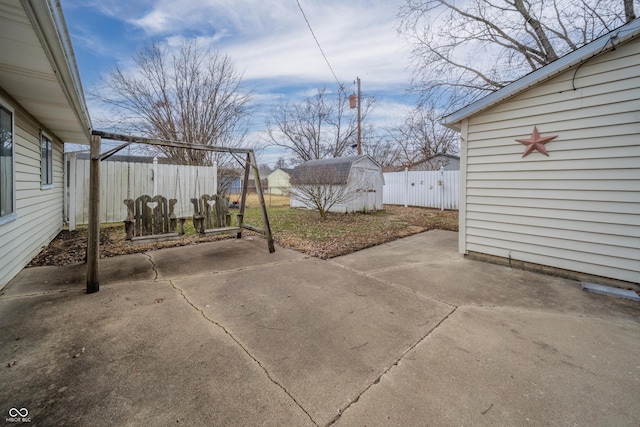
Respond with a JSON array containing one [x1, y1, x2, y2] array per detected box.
[[383, 169, 459, 210], [66, 154, 217, 228]]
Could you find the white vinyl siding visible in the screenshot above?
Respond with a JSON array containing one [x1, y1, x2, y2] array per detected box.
[[462, 37, 640, 284], [0, 104, 64, 289]]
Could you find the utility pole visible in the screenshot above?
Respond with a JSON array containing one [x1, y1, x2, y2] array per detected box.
[[350, 77, 362, 155], [356, 77, 362, 155]]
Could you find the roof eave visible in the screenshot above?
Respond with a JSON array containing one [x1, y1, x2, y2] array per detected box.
[[23, 0, 91, 143]]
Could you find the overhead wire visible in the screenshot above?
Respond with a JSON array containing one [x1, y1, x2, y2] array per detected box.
[[295, 0, 344, 92]]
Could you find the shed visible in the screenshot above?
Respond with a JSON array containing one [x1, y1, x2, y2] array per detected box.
[[0, 0, 91, 289], [267, 168, 293, 195], [442, 18, 640, 286], [290, 155, 384, 213]]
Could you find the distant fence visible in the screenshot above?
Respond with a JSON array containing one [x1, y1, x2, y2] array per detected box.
[[67, 154, 216, 227], [383, 169, 459, 210]]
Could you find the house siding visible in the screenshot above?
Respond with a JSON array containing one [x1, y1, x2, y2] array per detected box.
[[462, 37, 640, 284], [268, 169, 291, 195], [0, 99, 64, 289]]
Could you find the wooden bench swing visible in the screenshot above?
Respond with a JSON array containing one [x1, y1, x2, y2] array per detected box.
[[86, 131, 275, 294]]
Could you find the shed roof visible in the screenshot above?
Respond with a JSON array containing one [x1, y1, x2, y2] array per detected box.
[[291, 155, 377, 185], [442, 18, 640, 130]]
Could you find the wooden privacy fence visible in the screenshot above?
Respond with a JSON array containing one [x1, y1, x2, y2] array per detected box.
[[383, 169, 459, 210], [66, 154, 216, 228]]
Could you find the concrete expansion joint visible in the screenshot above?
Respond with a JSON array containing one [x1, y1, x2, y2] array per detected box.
[[168, 280, 318, 426], [161, 258, 306, 282], [144, 253, 158, 281], [329, 262, 457, 309], [328, 305, 459, 426]]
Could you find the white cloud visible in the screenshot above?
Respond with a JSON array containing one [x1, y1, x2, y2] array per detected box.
[[116, 0, 411, 89]]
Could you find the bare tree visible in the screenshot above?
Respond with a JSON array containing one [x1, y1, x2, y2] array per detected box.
[[217, 167, 242, 198], [93, 40, 252, 166], [398, 0, 636, 105], [266, 88, 375, 164], [290, 161, 366, 219], [387, 103, 459, 169]]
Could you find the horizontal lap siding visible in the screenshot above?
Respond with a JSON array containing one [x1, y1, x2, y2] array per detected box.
[[0, 109, 65, 289], [464, 39, 640, 284]]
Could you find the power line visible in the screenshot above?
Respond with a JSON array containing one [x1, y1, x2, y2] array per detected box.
[[295, 0, 343, 91]]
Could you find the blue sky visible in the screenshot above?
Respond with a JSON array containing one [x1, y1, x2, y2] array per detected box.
[[61, 0, 418, 166]]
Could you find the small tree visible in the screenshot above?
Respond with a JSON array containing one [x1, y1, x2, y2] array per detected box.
[[290, 162, 364, 219], [387, 103, 459, 168]]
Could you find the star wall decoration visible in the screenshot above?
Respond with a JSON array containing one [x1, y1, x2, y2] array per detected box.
[[516, 127, 558, 157]]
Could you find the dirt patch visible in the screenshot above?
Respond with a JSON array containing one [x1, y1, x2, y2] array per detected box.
[[27, 205, 458, 267]]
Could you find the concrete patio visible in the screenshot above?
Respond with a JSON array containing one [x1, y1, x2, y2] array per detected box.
[[1, 230, 639, 426]]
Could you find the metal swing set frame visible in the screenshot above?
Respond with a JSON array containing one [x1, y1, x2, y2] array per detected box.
[[86, 130, 275, 294]]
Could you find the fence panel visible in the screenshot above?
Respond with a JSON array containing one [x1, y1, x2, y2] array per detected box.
[[68, 157, 216, 226], [383, 170, 459, 210]]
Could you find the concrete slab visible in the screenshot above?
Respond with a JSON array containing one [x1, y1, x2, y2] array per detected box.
[[0, 281, 313, 426], [332, 230, 461, 273], [1, 230, 639, 426], [173, 257, 454, 425], [331, 231, 640, 320], [150, 237, 306, 280], [1, 254, 155, 298], [335, 305, 640, 426]]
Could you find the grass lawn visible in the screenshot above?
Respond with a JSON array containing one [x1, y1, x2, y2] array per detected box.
[[28, 194, 458, 266]]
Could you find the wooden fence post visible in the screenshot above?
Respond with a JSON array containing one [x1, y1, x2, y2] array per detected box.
[[86, 135, 101, 294]]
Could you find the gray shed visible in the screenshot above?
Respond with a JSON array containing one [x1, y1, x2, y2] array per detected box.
[[290, 155, 384, 213]]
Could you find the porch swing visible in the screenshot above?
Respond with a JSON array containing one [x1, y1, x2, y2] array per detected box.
[[87, 131, 275, 294], [190, 159, 242, 236], [122, 151, 187, 244]]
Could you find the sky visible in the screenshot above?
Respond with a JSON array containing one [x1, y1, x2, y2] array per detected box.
[[61, 0, 418, 166]]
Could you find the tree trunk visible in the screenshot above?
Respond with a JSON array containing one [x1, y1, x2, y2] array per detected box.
[[624, 0, 636, 22], [514, 0, 558, 62]]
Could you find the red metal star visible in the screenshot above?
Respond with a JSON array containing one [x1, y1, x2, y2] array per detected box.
[[516, 127, 558, 157]]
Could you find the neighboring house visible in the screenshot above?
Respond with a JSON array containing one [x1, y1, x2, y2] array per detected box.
[[267, 168, 293, 195], [0, 0, 91, 289], [290, 155, 384, 213], [410, 153, 460, 171], [442, 18, 640, 286]]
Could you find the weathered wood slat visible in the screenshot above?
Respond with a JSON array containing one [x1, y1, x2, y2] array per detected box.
[[129, 233, 182, 245], [202, 226, 241, 236], [240, 223, 265, 234]]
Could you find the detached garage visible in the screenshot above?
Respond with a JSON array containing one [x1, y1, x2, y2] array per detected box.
[[443, 18, 640, 286]]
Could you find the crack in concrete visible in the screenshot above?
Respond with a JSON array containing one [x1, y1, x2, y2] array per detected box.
[[169, 280, 318, 426], [328, 305, 459, 426], [144, 253, 159, 281]]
